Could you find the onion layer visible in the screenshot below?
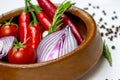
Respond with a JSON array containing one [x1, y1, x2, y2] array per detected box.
[[0, 36, 15, 59], [37, 25, 78, 62]]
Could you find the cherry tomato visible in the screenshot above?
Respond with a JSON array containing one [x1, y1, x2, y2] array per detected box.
[[0, 24, 19, 38], [8, 45, 36, 64]]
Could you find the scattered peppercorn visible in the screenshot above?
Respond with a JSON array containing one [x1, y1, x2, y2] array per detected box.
[[112, 25, 115, 28], [108, 36, 113, 41], [92, 13, 95, 17], [101, 32, 104, 37], [119, 26, 120, 28], [83, 3, 119, 50], [99, 18, 103, 22], [116, 27, 119, 32], [111, 45, 115, 49], [96, 6, 100, 9], [114, 34, 117, 38], [88, 3, 91, 6], [100, 24, 106, 29], [115, 16, 118, 19], [111, 17, 115, 20], [113, 11, 116, 14], [104, 22, 107, 25], [84, 7, 89, 10], [93, 6, 95, 9], [102, 10, 107, 16], [105, 33, 108, 36]]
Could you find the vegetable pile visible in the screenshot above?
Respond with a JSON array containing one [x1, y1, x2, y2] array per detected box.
[[0, 0, 84, 64]]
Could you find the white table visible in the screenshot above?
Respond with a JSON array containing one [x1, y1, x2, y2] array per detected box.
[[0, 0, 120, 80]]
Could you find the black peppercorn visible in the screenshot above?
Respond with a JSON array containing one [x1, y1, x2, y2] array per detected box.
[[111, 45, 115, 49]]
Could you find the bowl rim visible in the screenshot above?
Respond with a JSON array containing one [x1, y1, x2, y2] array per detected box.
[[0, 6, 96, 68]]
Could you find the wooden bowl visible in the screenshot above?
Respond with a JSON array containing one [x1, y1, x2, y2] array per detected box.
[[0, 6, 103, 80]]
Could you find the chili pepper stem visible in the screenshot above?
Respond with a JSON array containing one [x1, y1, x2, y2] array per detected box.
[[27, 0, 39, 25], [24, 0, 29, 12], [30, 11, 39, 25], [28, 0, 42, 14]]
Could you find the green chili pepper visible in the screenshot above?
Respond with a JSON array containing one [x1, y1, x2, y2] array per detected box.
[[103, 40, 112, 66]]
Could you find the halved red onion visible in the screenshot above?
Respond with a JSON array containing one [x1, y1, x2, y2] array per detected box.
[[0, 41, 3, 54], [0, 36, 15, 59], [37, 25, 78, 62]]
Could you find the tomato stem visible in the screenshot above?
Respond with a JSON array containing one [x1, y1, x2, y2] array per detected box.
[[13, 39, 24, 54], [1, 14, 7, 23], [4, 17, 14, 25], [8, 17, 13, 24], [1, 14, 13, 25], [14, 39, 23, 48]]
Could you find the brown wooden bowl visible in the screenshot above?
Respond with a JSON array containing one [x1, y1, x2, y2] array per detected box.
[[0, 6, 103, 80]]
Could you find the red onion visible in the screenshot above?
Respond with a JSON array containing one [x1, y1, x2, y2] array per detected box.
[[0, 36, 15, 59], [37, 25, 78, 62]]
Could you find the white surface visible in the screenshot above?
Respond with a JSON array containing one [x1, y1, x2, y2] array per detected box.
[[0, 0, 120, 80]]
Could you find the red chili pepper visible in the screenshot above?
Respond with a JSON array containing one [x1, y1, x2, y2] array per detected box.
[[37, 0, 83, 44], [26, 10, 42, 50], [36, 12, 52, 30], [28, 1, 52, 30], [19, 0, 30, 42], [37, 0, 56, 19]]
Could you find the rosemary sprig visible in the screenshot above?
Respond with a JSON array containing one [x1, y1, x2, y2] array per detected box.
[[103, 41, 112, 66], [48, 0, 75, 34]]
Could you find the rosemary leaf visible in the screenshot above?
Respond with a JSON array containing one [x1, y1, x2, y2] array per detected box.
[[103, 41, 112, 66], [48, 0, 75, 34]]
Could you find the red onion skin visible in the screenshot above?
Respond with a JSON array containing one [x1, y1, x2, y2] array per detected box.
[[37, 26, 78, 62], [0, 41, 3, 56], [0, 36, 15, 59]]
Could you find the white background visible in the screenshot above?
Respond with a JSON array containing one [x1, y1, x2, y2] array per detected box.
[[0, 0, 120, 80]]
